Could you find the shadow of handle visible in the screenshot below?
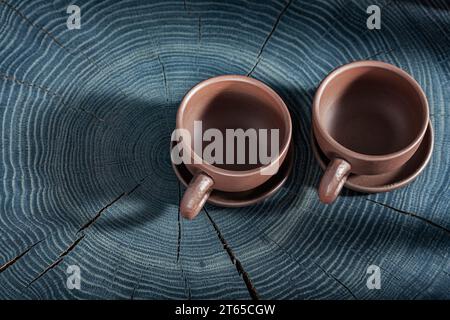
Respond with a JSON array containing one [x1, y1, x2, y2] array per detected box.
[[318, 158, 351, 204], [180, 172, 214, 219]]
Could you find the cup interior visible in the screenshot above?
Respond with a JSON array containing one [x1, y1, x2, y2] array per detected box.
[[180, 78, 290, 171], [316, 65, 428, 156]]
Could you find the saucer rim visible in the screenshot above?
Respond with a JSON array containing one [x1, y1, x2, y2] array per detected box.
[[311, 121, 434, 193], [172, 145, 294, 207]]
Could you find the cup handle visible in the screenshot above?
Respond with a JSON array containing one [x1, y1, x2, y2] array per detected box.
[[318, 158, 351, 204], [180, 172, 214, 219]]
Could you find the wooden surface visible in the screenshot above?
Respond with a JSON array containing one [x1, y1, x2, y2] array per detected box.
[[0, 0, 449, 299]]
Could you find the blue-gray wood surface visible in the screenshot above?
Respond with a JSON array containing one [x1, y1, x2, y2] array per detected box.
[[0, 0, 449, 299]]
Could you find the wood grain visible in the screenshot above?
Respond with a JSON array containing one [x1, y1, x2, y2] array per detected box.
[[0, 0, 449, 299]]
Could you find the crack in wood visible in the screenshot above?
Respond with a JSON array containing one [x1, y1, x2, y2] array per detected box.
[[59, 98, 105, 122], [0, 0, 131, 101], [182, 268, 192, 300], [198, 17, 202, 44], [0, 239, 44, 273], [130, 284, 138, 300], [157, 55, 170, 103], [367, 199, 450, 235], [130, 267, 144, 300], [0, 0, 66, 49], [247, 0, 294, 76], [26, 258, 63, 289], [177, 248, 192, 299], [305, 0, 359, 51], [364, 47, 395, 60], [59, 235, 85, 259], [0, 72, 58, 96], [246, 57, 261, 77], [176, 182, 182, 263], [410, 265, 443, 300], [311, 259, 358, 299], [77, 192, 126, 233], [25, 235, 85, 288], [107, 239, 132, 297], [77, 179, 145, 233], [309, 0, 395, 65], [203, 208, 260, 300], [0, 72, 105, 122], [257, 227, 357, 299], [175, 182, 191, 299]]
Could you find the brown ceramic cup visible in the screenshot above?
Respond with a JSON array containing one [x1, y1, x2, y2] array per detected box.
[[175, 75, 292, 219], [313, 61, 429, 204]]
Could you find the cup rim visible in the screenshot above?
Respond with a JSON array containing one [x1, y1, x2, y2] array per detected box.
[[313, 60, 429, 162], [176, 75, 292, 177]]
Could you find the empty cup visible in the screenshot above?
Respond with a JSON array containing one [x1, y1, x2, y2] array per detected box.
[[312, 61, 429, 204]]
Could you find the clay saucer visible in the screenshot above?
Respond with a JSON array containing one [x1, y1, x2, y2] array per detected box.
[[311, 121, 433, 193], [172, 145, 294, 207]]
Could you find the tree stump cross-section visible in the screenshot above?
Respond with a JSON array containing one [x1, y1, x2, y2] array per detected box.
[[0, 0, 449, 299]]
